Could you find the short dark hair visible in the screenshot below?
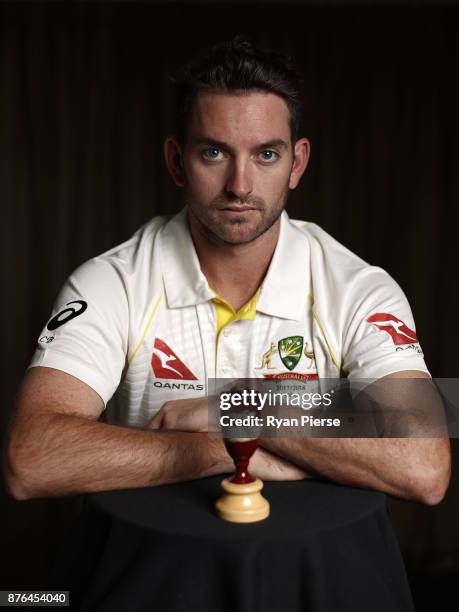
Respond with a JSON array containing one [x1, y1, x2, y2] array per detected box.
[[172, 37, 304, 143]]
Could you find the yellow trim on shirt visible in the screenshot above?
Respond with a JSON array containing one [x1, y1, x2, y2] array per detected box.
[[128, 291, 164, 365], [310, 297, 341, 373]]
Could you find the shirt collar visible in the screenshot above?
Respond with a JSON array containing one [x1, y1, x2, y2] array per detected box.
[[160, 207, 215, 307], [160, 207, 311, 320], [256, 210, 311, 321]]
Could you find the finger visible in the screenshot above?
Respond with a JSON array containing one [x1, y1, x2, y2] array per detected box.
[[148, 411, 164, 430]]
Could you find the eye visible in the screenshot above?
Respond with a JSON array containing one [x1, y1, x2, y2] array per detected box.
[[202, 147, 224, 161], [259, 150, 279, 163]]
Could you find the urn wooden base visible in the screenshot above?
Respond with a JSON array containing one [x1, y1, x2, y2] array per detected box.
[[215, 477, 270, 523]]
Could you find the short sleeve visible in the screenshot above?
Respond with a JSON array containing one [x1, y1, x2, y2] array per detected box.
[[342, 267, 431, 381], [28, 258, 129, 406]]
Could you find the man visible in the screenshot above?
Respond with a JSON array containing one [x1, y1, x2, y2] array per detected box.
[[4, 38, 450, 504]]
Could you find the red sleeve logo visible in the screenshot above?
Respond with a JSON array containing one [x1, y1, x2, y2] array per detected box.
[[366, 313, 419, 345]]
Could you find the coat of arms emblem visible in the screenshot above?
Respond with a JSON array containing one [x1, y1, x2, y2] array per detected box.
[[278, 336, 304, 371]]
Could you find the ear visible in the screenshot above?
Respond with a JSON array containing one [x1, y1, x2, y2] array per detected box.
[[289, 138, 310, 190], [164, 136, 185, 187]]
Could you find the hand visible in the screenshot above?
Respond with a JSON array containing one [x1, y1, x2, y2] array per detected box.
[[144, 397, 210, 433], [250, 447, 311, 481]]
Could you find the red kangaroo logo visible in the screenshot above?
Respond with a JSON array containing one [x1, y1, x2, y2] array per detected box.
[[151, 338, 197, 379], [366, 313, 419, 345]]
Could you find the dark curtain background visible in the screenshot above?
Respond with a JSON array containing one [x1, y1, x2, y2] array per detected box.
[[1, 0, 458, 606]]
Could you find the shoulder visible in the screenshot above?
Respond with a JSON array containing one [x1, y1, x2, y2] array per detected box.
[[70, 215, 169, 286], [289, 217, 401, 300], [288, 216, 412, 343], [59, 215, 170, 317], [287, 216, 427, 377], [290, 218, 369, 275], [90, 215, 169, 273]]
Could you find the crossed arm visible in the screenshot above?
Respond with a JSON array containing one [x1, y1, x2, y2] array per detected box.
[[3, 367, 307, 500], [3, 367, 450, 504], [146, 370, 451, 505], [261, 371, 451, 505]]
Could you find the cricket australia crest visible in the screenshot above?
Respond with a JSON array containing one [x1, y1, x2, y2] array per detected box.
[[278, 336, 304, 371], [255, 336, 318, 381]]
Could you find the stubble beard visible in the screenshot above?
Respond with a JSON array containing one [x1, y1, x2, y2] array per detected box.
[[186, 188, 289, 246]]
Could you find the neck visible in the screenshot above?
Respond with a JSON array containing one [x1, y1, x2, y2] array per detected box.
[[187, 211, 281, 311]]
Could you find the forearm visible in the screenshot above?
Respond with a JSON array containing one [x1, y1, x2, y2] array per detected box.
[[259, 436, 450, 504], [5, 413, 232, 499], [250, 445, 314, 481]]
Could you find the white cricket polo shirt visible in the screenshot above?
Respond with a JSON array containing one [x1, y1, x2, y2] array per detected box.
[[29, 207, 430, 427]]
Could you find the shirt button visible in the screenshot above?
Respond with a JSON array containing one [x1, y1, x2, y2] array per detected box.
[[223, 329, 231, 337]]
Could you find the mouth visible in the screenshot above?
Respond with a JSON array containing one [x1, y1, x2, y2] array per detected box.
[[220, 205, 258, 213]]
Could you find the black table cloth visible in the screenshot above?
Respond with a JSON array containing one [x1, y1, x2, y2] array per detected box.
[[49, 476, 415, 612]]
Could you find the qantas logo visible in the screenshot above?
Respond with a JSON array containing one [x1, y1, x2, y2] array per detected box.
[[151, 338, 197, 380], [366, 313, 419, 345]]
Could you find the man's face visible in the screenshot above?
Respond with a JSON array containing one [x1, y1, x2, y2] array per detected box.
[[179, 91, 298, 245]]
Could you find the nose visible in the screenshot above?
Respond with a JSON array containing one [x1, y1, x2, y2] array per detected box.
[[225, 159, 253, 200]]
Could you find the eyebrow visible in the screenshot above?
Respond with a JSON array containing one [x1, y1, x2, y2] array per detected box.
[[192, 138, 289, 152]]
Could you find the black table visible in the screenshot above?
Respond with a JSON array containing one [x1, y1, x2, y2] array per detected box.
[[49, 477, 415, 611]]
